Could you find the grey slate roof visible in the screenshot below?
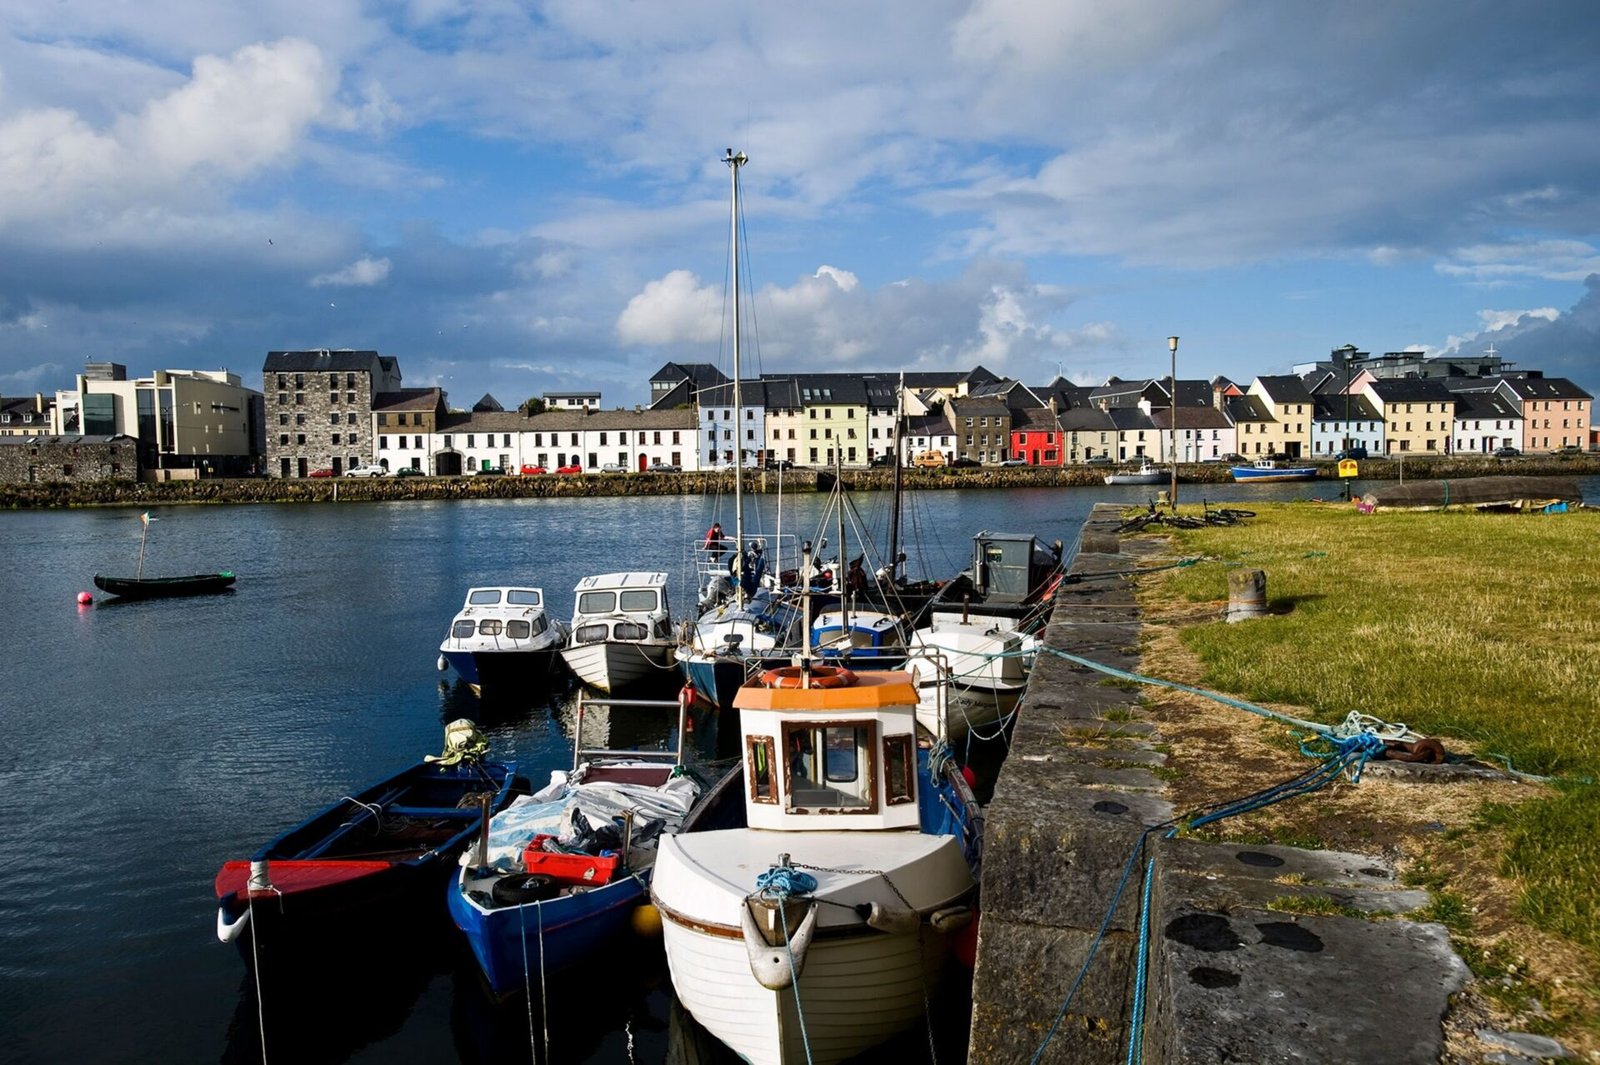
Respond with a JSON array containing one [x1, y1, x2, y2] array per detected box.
[[1363, 378, 1457, 404], [263, 349, 386, 373], [1253, 375, 1316, 405], [1311, 395, 1384, 422], [1492, 376, 1593, 401], [373, 388, 443, 413]]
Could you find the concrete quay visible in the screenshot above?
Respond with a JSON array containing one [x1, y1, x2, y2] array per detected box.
[[967, 502, 1469, 1064]]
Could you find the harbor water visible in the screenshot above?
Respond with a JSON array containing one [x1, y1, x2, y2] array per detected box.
[[2, 478, 1588, 1063]]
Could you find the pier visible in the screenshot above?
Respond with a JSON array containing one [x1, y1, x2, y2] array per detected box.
[[968, 503, 1471, 1064]]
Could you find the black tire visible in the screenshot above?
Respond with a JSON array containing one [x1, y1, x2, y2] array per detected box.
[[491, 873, 560, 906]]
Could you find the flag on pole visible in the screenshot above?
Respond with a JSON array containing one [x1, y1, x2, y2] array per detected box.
[[140, 512, 151, 526]]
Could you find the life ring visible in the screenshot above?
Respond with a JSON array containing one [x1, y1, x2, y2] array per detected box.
[[760, 665, 857, 689]]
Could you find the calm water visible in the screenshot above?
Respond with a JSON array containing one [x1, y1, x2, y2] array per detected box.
[[2, 477, 1581, 1064]]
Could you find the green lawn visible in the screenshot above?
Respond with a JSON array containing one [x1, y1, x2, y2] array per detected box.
[[1151, 502, 1600, 953]]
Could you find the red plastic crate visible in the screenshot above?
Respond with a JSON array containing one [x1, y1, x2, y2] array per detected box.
[[521, 835, 619, 886]]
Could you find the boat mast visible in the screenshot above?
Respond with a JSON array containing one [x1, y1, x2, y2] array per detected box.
[[725, 148, 748, 607], [888, 372, 904, 584]]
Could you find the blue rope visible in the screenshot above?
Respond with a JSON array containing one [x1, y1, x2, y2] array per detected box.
[[1125, 854, 1157, 1065], [776, 901, 815, 1065], [756, 865, 819, 897]]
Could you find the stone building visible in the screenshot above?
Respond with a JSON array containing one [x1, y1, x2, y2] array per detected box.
[[0, 435, 139, 483], [262, 350, 403, 478]]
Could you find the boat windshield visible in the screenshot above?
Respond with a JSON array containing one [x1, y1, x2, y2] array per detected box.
[[506, 589, 542, 606], [619, 590, 658, 612], [783, 723, 874, 810], [468, 589, 502, 605]]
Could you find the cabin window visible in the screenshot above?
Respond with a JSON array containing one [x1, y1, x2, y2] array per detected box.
[[578, 591, 616, 614], [451, 620, 475, 638], [477, 619, 503, 636], [575, 623, 609, 643], [528, 615, 548, 636], [613, 622, 647, 641], [784, 723, 877, 812], [507, 590, 542, 606], [619, 590, 658, 612], [506, 620, 531, 639], [469, 590, 503, 605], [883, 735, 914, 805], [748, 736, 778, 804]]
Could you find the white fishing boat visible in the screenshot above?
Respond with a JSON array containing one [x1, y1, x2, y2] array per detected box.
[[1104, 462, 1165, 485], [652, 580, 981, 1065], [436, 586, 569, 697], [906, 611, 1031, 746], [560, 571, 676, 693]]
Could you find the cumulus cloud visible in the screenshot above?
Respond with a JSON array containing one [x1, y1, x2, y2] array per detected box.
[[0, 38, 335, 229], [311, 256, 392, 287], [616, 270, 722, 345]]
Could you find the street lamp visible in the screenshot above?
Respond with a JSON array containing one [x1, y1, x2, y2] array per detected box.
[[1168, 336, 1180, 507]]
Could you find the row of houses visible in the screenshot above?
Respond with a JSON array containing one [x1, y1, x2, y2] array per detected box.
[[1, 347, 1591, 481]]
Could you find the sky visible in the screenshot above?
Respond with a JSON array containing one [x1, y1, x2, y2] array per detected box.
[[2, 1, 1597, 410]]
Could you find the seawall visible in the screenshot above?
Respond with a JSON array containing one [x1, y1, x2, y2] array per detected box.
[[967, 502, 1469, 1064]]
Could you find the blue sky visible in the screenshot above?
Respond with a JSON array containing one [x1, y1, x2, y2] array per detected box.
[[2, 1, 1597, 409]]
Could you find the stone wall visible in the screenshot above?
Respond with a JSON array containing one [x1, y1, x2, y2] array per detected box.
[[0, 437, 139, 485]]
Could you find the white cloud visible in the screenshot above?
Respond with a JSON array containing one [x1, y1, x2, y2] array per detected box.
[[1436, 240, 1600, 284], [615, 269, 721, 345], [311, 256, 392, 287]]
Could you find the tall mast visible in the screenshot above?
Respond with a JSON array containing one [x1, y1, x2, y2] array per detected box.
[[725, 148, 747, 606], [888, 372, 904, 582]]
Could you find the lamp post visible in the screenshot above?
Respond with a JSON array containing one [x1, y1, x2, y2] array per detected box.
[[1168, 336, 1180, 507]]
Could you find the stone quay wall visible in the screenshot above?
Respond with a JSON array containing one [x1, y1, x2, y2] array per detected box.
[[967, 502, 1468, 1065]]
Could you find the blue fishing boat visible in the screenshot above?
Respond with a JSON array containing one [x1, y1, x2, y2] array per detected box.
[[1230, 458, 1317, 482], [214, 721, 518, 961], [436, 585, 569, 696], [447, 693, 707, 998]]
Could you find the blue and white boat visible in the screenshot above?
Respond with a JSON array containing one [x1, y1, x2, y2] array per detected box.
[[437, 586, 569, 696], [678, 582, 804, 711], [447, 694, 705, 998], [560, 571, 676, 693], [1230, 457, 1317, 482]]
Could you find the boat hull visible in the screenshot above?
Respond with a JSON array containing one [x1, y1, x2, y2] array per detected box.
[[1104, 470, 1165, 485], [448, 865, 649, 998], [93, 572, 236, 598], [1230, 465, 1316, 482], [560, 640, 676, 693], [439, 646, 567, 694]]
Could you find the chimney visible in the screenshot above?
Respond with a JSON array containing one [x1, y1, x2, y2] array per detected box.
[[1213, 385, 1226, 412]]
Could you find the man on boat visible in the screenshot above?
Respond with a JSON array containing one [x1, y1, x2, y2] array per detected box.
[[704, 522, 724, 562]]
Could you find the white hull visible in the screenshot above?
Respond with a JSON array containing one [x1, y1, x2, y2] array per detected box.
[[653, 829, 973, 1065], [559, 639, 674, 692]]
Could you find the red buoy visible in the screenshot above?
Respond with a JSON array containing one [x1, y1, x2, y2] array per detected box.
[[77, 591, 93, 605]]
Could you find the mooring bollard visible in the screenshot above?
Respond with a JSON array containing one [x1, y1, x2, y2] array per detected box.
[[1226, 568, 1267, 622]]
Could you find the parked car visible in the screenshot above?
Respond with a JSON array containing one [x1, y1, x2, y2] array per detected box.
[[519, 464, 546, 475], [1492, 447, 1521, 459], [647, 462, 681, 473], [308, 467, 335, 478], [949, 457, 981, 469], [1219, 453, 1246, 464], [1084, 455, 1114, 466], [345, 464, 388, 477], [600, 463, 628, 473], [1334, 447, 1368, 460], [472, 466, 506, 476], [395, 466, 425, 478], [870, 454, 896, 467], [556, 464, 583, 475], [999, 458, 1028, 467], [764, 458, 794, 470], [1556, 445, 1583, 456], [913, 450, 947, 468]]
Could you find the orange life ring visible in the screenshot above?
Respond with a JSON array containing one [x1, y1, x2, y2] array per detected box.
[[760, 665, 857, 689]]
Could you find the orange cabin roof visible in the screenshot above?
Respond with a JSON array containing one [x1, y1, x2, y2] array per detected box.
[[733, 668, 919, 712]]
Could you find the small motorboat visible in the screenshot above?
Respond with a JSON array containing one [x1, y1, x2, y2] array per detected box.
[[560, 571, 677, 693], [448, 692, 709, 999], [214, 721, 518, 963], [1104, 462, 1165, 485], [1230, 458, 1317, 482], [92, 572, 236, 599], [437, 586, 570, 696]]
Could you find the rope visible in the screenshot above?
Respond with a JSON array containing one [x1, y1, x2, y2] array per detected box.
[[775, 900, 815, 1065], [755, 865, 819, 897], [1125, 854, 1157, 1065], [248, 893, 270, 1065]]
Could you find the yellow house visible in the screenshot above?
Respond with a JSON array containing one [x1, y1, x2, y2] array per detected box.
[[796, 374, 869, 467], [1358, 377, 1455, 455], [1245, 376, 1315, 458]]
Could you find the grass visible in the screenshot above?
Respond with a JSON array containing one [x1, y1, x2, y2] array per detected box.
[[1129, 501, 1600, 1042]]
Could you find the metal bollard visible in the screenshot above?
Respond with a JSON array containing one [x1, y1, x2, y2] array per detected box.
[[1226, 568, 1267, 622]]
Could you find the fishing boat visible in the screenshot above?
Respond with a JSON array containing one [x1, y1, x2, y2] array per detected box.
[[906, 612, 1031, 745], [561, 571, 677, 693], [93, 510, 236, 598], [1230, 457, 1317, 482], [213, 720, 518, 962], [1103, 462, 1165, 485], [651, 631, 982, 1065], [92, 572, 236, 598], [677, 152, 808, 711], [436, 586, 570, 696], [447, 692, 707, 999]]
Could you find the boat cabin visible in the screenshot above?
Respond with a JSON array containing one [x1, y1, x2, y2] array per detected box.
[[569, 571, 671, 645], [447, 587, 556, 646], [966, 531, 1064, 604], [733, 668, 923, 832]]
